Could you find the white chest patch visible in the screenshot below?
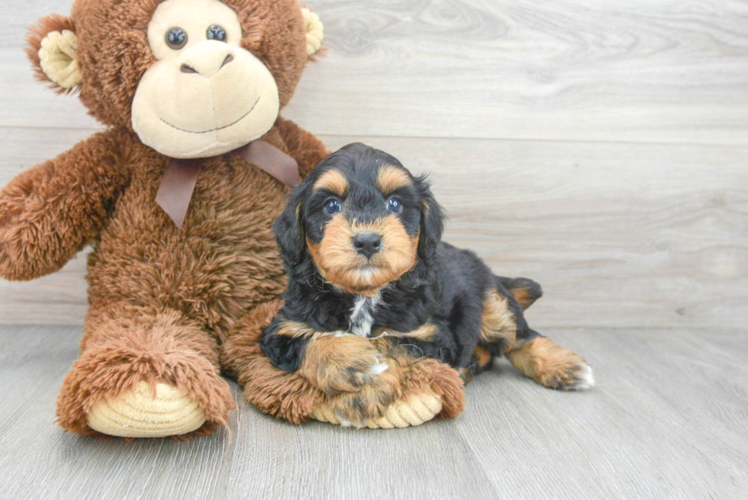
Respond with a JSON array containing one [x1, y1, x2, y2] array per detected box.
[[349, 293, 382, 337]]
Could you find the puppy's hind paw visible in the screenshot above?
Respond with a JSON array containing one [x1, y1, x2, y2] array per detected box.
[[507, 337, 595, 391], [569, 363, 595, 390]]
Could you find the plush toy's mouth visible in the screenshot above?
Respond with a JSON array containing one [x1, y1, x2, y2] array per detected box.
[[159, 96, 260, 134]]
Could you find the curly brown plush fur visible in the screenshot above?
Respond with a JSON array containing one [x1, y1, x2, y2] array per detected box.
[[1, 0, 465, 437]]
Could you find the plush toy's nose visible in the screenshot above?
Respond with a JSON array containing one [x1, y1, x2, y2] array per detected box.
[[180, 42, 235, 78], [353, 232, 382, 259]]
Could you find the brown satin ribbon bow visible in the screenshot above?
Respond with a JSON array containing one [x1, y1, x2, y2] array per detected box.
[[155, 139, 300, 229]]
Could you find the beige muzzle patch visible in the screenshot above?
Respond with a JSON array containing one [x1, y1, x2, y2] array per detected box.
[[131, 40, 280, 159]]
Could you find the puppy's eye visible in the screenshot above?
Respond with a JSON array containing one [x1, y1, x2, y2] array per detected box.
[[206, 25, 227, 42], [386, 198, 403, 214], [165, 27, 188, 50], [324, 199, 342, 215]]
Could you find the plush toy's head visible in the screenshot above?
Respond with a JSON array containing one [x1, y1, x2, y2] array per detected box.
[[26, 0, 324, 159]]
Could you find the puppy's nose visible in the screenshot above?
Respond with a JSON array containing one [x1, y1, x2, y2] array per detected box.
[[353, 232, 382, 259]]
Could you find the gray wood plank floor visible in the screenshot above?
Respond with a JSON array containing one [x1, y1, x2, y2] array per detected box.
[[1, 325, 746, 499], [2, 0, 747, 329], [2, 130, 747, 329]]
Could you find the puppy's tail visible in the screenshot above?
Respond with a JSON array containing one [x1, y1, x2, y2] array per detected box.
[[500, 277, 543, 311]]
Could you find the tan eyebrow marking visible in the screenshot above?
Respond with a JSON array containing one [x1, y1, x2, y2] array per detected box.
[[313, 169, 348, 197], [377, 165, 412, 195]]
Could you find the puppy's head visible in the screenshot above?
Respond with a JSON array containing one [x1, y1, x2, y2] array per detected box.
[[275, 143, 443, 296]]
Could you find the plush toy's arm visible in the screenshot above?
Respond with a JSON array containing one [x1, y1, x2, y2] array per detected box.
[[0, 129, 131, 281], [274, 116, 331, 178]]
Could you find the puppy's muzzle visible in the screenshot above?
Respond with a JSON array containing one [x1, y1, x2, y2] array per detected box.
[[352, 232, 382, 259]]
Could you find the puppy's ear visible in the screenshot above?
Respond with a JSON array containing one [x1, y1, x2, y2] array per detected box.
[[416, 176, 444, 265], [273, 186, 308, 269]]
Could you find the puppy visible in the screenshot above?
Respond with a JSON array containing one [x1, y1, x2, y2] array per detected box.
[[262, 143, 593, 409]]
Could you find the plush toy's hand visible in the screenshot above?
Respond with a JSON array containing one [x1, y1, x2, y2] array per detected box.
[[0, 195, 26, 277], [0, 180, 75, 281], [0, 197, 14, 225], [0, 130, 130, 281], [299, 334, 390, 396]]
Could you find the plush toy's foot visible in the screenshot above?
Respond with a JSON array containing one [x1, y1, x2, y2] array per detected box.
[[310, 388, 443, 429], [87, 381, 206, 438], [57, 304, 235, 438]]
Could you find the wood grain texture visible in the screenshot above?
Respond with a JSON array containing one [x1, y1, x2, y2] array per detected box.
[[288, 0, 748, 145], [0, 325, 746, 499], [1, 2, 747, 328], [2, 131, 747, 328], [3, 1, 748, 145]]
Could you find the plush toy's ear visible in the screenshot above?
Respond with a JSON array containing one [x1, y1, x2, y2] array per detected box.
[[26, 14, 82, 93], [301, 7, 324, 56], [416, 176, 445, 267]]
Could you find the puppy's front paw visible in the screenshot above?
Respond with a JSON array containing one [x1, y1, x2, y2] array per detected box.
[[300, 335, 389, 395]]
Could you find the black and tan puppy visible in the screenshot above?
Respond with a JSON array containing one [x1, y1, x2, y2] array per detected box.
[[262, 143, 593, 414]]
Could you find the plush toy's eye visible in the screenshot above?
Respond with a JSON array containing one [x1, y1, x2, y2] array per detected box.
[[386, 198, 403, 213], [206, 25, 227, 42], [165, 28, 188, 50], [324, 199, 342, 215]]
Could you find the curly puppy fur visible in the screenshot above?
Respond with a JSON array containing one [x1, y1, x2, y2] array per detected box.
[[260, 144, 594, 414]]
